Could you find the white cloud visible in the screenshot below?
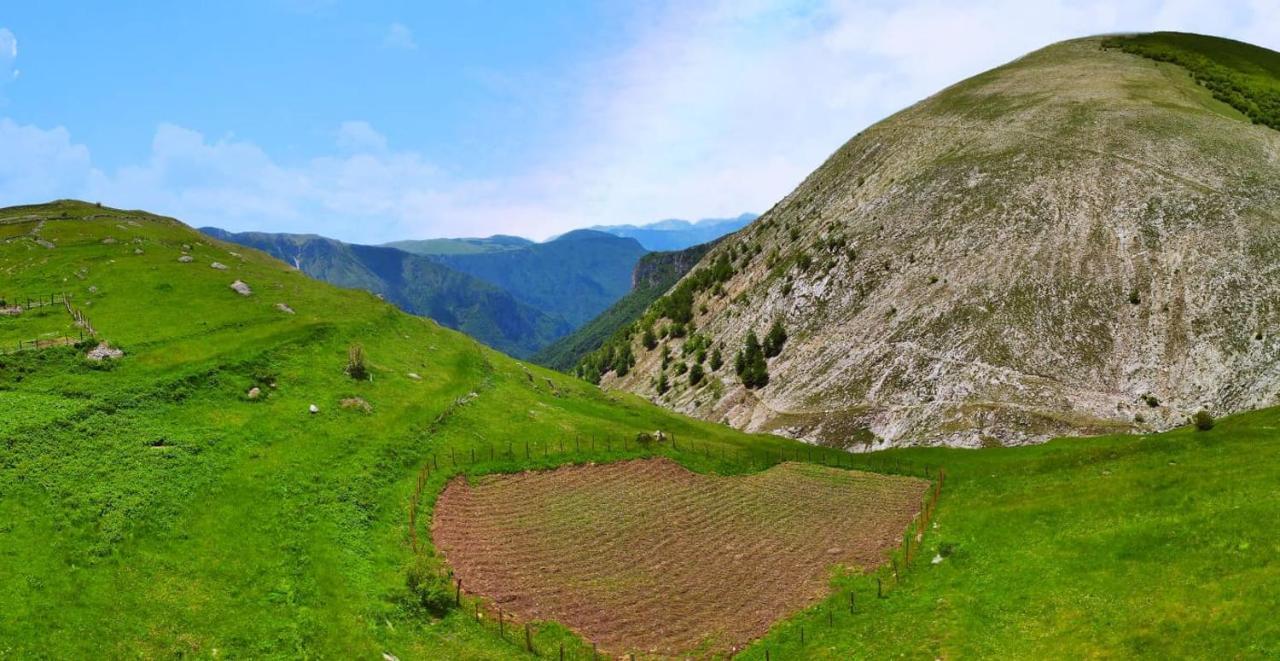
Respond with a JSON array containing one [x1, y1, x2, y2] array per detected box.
[[0, 118, 93, 201], [335, 120, 388, 153], [0, 28, 19, 83], [383, 22, 417, 51]]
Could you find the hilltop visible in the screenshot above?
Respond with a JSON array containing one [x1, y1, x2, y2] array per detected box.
[[595, 33, 1280, 448]]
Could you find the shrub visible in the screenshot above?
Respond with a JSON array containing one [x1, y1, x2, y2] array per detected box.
[[689, 363, 705, 386], [763, 319, 788, 358], [655, 371, 670, 395], [709, 347, 723, 371], [641, 326, 657, 350], [346, 343, 368, 380], [1194, 410, 1215, 431], [1142, 394, 1160, 408]]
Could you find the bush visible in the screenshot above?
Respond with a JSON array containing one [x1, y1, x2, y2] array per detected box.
[[709, 347, 723, 371], [346, 343, 368, 380], [404, 563, 453, 616], [655, 371, 670, 395], [689, 363, 704, 386], [1194, 410, 1215, 431]]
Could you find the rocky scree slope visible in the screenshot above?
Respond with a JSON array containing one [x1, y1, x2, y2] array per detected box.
[[603, 34, 1280, 448]]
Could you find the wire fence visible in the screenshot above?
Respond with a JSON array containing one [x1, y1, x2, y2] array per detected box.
[[0, 292, 98, 355], [405, 432, 947, 659]]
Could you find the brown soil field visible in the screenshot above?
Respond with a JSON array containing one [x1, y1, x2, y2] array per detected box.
[[431, 458, 929, 657]]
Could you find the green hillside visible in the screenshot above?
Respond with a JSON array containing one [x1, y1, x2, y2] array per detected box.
[[0, 200, 800, 658], [533, 239, 720, 371], [5, 199, 1280, 657], [200, 228, 570, 358]]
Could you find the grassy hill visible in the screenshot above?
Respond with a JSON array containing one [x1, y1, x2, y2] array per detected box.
[[3, 200, 1280, 656], [0, 200, 798, 658], [199, 228, 569, 359]]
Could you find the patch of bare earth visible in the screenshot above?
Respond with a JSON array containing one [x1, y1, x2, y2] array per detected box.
[[431, 457, 928, 657]]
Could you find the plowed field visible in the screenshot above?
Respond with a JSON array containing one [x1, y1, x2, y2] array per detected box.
[[432, 458, 929, 656]]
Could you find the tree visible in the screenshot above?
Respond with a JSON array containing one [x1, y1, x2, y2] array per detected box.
[[641, 326, 657, 350], [736, 331, 769, 389], [763, 319, 788, 358], [689, 362, 705, 386], [660, 345, 671, 370], [709, 346, 723, 371], [655, 371, 670, 395]]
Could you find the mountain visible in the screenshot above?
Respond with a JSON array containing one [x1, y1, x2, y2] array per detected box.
[[428, 229, 648, 328], [383, 234, 534, 255], [595, 33, 1280, 448], [200, 228, 569, 358], [532, 239, 722, 371], [587, 213, 757, 251]]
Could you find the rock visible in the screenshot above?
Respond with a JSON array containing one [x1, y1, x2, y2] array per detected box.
[[308, 404, 319, 414], [274, 302, 295, 314], [101, 237, 116, 245], [88, 286, 98, 294], [210, 262, 228, 270], [229, 251, 241, 258], [407, 372, 421, 380], [247, 387, 261, 400], [340, 397, 373, 413], [35, 239, 55, 249], [230, 280, 252, 296], [134, 248, 144, 255], [178, 255, 194, 263], [86, 342, 123, 361], [182, 244, 191, 251]]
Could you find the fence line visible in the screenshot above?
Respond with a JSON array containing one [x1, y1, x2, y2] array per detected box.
[[404, 431, 947, 658], [0, 292, 98, 355]]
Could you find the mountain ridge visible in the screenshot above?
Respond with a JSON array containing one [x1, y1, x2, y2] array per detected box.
[[597, 33, 1280, 448]]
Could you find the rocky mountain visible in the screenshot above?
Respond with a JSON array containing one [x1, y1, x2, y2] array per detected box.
[[428, 230, 648, 328], [199, 228, 570, 358], [598, 33, 1280, 449], [587, 213, 757, 251], [533, 239, 723, 371]]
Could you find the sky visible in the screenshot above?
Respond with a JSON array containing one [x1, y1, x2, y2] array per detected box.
[[1, 1, 1279, 243]]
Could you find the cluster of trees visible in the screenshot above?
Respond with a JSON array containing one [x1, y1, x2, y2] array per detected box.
[[735, 319, 788, 390], [1104, 34, 1280, 131]]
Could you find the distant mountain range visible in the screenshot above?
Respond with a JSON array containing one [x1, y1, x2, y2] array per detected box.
[[201, 215, 749, 360], [199, 228, 571, 358], [584, 213, 757, 251]]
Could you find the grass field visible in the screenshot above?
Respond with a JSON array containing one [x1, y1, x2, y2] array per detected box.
[[432, 458, 928, 657], [3, 200, 1280, 658]]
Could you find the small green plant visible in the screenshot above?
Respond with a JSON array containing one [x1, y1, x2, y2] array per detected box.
[[1194, 410, 1215, 431], [763, 319, 788, 358], [346, 343, 368, 380]]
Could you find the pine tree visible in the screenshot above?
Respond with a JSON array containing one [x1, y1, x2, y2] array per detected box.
[[656, 371, 670, 395], [737, 331, 769, 388], [689, 362, 705, 386], [709, 346, 723, 371], [763, 319, 788, 358], [641, 326, 657, 350]]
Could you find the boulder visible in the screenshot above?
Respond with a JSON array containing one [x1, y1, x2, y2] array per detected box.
[[247, 387, 261, 400], [230, 280, 252, 296], [308, 404, 319, 414], [86, 342, 123, 361], [178, 255, 194, 263], [274, 302, 295, 314], [210, 262, 228, 270]]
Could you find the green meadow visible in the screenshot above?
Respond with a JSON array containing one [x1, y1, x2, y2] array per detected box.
[[2, 200, 1278, 658]]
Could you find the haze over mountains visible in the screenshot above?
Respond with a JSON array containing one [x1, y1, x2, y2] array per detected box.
[[203, 216, 748, 358], [583, 213, 758, 251]]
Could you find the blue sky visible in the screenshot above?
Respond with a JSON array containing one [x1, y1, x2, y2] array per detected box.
[[1, 1, 1278, 242]]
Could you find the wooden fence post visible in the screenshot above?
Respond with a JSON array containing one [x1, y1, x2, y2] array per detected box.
[[524, 623, 533, 652]]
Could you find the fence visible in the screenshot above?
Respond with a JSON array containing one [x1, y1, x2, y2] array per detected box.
[[405, 431, 947, 659], [0, 292, 98, 355]]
